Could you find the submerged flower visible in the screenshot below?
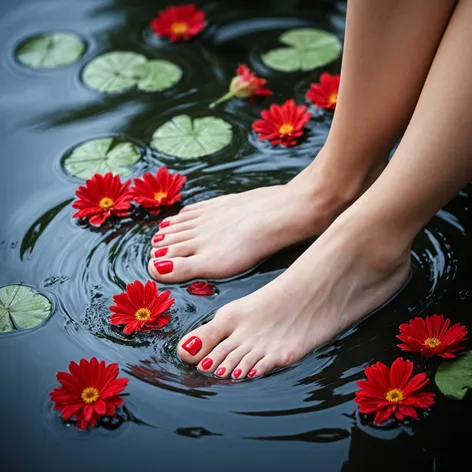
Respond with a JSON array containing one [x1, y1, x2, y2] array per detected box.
[[252, 99, 311, 147], [150, 3, 206, 41], [109, 280, 174, 334], [397, 314, 468, 359], [306, 73, 340, 110], [72, 172, 133, 226], [209, 64, 272, 108], [187, 281, 216, 296], [354, 357, 435, 425], [50, 357, 128, 430], [132, 167, 186, 215]]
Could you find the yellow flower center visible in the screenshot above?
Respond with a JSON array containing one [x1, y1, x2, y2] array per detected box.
[[329, 92, 338, 104], [423, 337, 441, 348], [135, 307, 152, 321], [99, 197, 114, 210], [385, 388, 404, 403], [171, 22, 188, 35], [81, 386, 100, 404], [279, 123, 294, 135], [154, 191, 168, 202]]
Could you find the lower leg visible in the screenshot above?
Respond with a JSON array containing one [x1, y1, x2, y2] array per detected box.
[[178, 0, 472, 378], [148, 0, 456, 283]]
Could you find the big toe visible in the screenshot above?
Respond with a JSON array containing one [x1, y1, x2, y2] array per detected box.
[[177, 315, 234, 364]]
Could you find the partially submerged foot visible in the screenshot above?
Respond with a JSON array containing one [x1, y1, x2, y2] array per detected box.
[[148, 150, 386, 282], [176, 211, 411, 379]]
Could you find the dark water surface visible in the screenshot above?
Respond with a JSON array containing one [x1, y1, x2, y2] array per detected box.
[[1, 1, 471, 471]]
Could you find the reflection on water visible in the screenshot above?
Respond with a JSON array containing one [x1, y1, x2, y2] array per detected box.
[[0, 0, 471, 471]]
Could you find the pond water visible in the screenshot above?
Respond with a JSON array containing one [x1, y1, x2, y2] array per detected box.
[[0, 0, 471, 471]]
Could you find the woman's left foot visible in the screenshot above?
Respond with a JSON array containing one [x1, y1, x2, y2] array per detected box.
[[177, 210, 411, 379]]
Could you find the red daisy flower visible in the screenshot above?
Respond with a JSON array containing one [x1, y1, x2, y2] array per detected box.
[[187, 281, 215, 296], [109, 280, 174, 334], [397, 314, 468, 359], [306, 73, 340, 110], [210, 64, 272, 108], [354, 357, 435, 425], [49, 357, 128, 430], [252, 99, 311, 147], [131, 167, 186, 216], [150, 3, 206, 42], [72, 172, 133, 226]]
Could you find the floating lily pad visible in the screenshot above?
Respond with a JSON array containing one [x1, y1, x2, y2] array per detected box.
[[63, 138, 141, 179], [136, 59, 182, 92], [435, 351, 472, 399], [262, 28, 342, 72], [16, 33, 85, 69], [82, 51, 147, 93], [151, 115, 233, 159], [0, 285, 51, 333]]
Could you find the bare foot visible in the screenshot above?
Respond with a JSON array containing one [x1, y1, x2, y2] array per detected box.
[[148, 150, 385, 282], [176, 210, 411, 379]]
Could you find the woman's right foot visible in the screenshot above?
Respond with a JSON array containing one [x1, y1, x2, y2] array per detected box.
[[148, 150, 386, 282]]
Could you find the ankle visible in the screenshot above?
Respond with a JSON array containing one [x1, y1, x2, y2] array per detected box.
[[333, 208, 412, 275], [289, 146, 387, 216]]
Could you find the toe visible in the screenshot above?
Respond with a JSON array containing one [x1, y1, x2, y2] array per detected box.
[[197, 339, 239, 374], [150, 242, 195, 259], [155, 221, 197, 236], [152, 230, 195, 248], [231, 350, 265, 379], [213, 346, 251, 378], [159, 211, 201, 227], [246, 356, 277, 379], [148, 256, 205, 282], [177, 316, 236, 364]]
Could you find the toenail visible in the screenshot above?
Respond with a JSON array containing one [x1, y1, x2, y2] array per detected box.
[[216, 367, 226, 377], [182, 336, 202, 356], [248, 370, 257, 378], [154, 247, 168, 258], [153, 234, 165, 243], [154, 260, 173, 274], [160, 221, 170, 228], [233, 369, 242, 379], [201, 358, 213, 370]]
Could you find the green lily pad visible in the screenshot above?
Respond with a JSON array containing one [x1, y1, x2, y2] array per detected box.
[[82, 51, 147, 93], [0, 285, 52, 333], [63, 138, 141, 180], [151, 115, 233, 159], [435, 351, 472, 399], [262, 28, 342, 72], [136, 59, 182, 92], [16, 33, 85, 69]]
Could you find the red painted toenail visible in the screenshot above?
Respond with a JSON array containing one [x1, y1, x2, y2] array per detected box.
[[201, 358, 213, 370], [153, 234, 165, 243], [216, 367, 226, 377], [233, 369, 242, 379], [160, 221, 170, 228], [248, 370, 257, 377], [154, 247, 168, 258], [154, 260, 173, 274], [182, 336, 202, 356]]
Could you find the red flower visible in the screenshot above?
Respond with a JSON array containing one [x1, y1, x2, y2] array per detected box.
[[252, 99, 311, 147], [109, 280, 174, 334], [72, 172, 133, 226], [210, 64, 272, 108], [50, 357, 128, 430], [306, 73, 340, 110], [132, 167, 186, 216], [354, 357, 435, 425], [397, 314, 468, 359], [187, 281, 215, 296], [150, 3, 205, 42]]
